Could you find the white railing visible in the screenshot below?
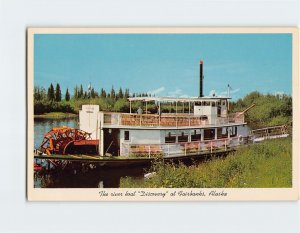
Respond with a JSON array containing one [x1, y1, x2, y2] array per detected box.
[[121, 137, 244, 158], [103, 112, 244, 128]]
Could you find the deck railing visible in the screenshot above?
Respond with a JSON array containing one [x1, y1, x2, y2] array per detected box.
[[103, 112, 244, 127], [250, 125, 288, 139], [121, 137, 244, 158]]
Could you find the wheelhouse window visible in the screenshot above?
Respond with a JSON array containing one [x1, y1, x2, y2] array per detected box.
[[217, 127, 228, 139], [165, 131, 176, 143], [204, 129, 215, 140], [191, 129, 201, 141], [178, 131, 188, 142], [203, 101, 210, 106], [124, 131, 130, 141]]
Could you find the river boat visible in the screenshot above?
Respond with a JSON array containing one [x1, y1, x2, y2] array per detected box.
[[34, 61, 287, 166]]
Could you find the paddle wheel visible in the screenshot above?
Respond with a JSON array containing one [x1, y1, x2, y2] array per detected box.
[[40, 126, 99, 155]]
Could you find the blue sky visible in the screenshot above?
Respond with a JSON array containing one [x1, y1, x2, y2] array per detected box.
[[34, 33, 292, 100]]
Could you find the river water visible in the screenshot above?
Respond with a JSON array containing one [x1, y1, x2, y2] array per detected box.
[[34, 118, 146, 188]]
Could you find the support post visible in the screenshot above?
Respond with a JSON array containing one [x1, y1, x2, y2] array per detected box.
[[158, 101, 161, 126], [140, 115, 142, 126]]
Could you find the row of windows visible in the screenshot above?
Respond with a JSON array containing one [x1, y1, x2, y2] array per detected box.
[[123, 127, 237, 143], [194, 101, 227, 107]]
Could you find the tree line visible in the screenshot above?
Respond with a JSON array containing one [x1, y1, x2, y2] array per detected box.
[[34, 83, 293, 129], [34, 83, 153, 114], [231, 91, 292, 128]]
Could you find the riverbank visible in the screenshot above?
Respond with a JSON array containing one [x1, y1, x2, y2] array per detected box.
[[120, 137, 292, 188], [34, 112, 77, 119]]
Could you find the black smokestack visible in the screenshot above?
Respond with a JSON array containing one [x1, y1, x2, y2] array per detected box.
[[199, 60, 204, 97]]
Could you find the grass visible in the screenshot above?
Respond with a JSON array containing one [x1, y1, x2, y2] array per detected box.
[[120, 137, 292, 188], [34, 112, 77, 119]]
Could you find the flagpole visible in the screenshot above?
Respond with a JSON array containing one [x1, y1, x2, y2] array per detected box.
[[227, 84, 230, 98]]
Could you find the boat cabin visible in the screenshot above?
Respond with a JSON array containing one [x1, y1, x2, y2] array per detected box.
[[79, 96, 247, 157]]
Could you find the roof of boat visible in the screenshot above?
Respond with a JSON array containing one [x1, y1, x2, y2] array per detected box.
[[128, 96, 231, 102]]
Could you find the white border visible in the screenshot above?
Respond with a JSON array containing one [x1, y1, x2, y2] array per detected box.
[[27, 27, 299, 201]]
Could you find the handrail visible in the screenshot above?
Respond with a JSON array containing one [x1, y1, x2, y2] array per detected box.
[[103, 112, 244, 127], [122, 136, 245, 157]]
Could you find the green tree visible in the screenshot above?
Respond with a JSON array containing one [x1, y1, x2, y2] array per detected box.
[[118, 87, 124, 99], [125, 88, 130, 98], [34, 86, 47, 101], [114, 98, 130, 112], [55, 83, 62, 101], [79, 84, 84, 98], [65, 88, 70, 101], [74, 86, 79, 99], [110, 86, 116, 99], [47, 83, 55, 101], [100, 88, 107, 98], [91, 88, 95, 98]]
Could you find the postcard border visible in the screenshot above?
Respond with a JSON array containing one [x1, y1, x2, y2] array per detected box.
[[27, 27, 299, 201]]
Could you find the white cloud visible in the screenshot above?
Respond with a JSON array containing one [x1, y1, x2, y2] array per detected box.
[[168, 88, 189, 97], [209, 88, 240, 97], [274, 91, 285, 96], [209, 90, 217, 96], [168, 88, 182, 97], [147, 86, 165, 95]]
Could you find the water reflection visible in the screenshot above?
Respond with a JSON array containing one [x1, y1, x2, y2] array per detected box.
[[34, 166, 146, 188]]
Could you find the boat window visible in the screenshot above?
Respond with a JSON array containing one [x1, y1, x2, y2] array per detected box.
[[191, 129, 201, 141], [200, 115, 208, 121], [194, 101, 202, 106], [204, 129, 215, 140], [229, 127, 237, 137], [217, 106, 221, 117], [217, 101, 221, 106], [217, 127, 228, 139], [124, 131, 130, 141], [178, 132, 188, 142], [222, 100, 226, 106], [165, 131, 176, 143], [212, 102, 216, 107]]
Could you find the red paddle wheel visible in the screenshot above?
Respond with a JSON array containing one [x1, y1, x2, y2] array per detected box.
[[40, 126, 99, 155]]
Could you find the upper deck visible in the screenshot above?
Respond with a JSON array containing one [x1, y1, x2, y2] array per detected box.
[[102, 96, 244, 128], [79, 96, 247, 135], [102, 112, 245, 128]]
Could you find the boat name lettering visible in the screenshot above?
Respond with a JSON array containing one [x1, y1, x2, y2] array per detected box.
[[138, 191, 168, 198]]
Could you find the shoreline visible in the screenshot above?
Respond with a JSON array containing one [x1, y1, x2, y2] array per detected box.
[[34, 112, 78, 119]]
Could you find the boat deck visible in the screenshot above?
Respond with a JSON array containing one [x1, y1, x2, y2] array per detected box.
[[103, 112, 245, 128]]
